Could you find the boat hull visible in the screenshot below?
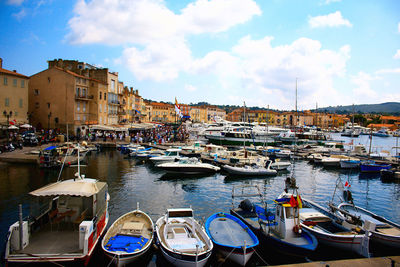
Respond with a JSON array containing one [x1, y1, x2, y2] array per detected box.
[[360, 162, 391, 172], [223, 165, 277, 176], [158, 166, 219, 174]]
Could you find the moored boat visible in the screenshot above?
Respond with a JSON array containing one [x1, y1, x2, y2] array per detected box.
[[158, 158, 220, 174], [4, 172, 109, 265], [101, 204, 154, 266], [223, 160, 277, 176], [300, 198, 370, 257], [335, 202, 400, 249], [340, 159, 361, 169], [150, 148, 185, 166], [155, 208, 213, 267], [230, 183, 318, 258], [360, 160, 391, 172], [205, 212, 259, 266]]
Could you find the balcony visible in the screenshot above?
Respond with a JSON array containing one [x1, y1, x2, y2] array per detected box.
[[75, 94, 94, 101]]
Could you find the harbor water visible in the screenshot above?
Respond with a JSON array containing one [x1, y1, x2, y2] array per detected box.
[[1, 134, 399, 265]]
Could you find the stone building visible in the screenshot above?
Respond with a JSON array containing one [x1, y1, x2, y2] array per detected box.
[[0, 58, 29, 126]]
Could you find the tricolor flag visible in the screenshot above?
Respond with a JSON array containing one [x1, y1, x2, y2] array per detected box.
[[175, 97, 183, 118], [297, 194, 302, 209]]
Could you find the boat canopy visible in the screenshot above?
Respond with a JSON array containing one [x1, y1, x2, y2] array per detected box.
[[29, 178, 106, 197]]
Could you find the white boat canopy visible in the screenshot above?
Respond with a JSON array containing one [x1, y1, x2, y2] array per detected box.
[[29, 178, 106, 197]]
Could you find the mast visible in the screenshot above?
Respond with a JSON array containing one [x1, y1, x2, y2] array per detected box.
[[295, 78, 298, 127]]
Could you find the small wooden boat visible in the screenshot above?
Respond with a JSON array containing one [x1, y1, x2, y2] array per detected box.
[[300, 198, 370, 257], [205, 212, 259, 266], [230, 183, 317, 258], [155, 208, 213, 267], [223, 161, 277, 176], [335, 202, 400, 249], [101, 204, 154, 266], [360, 160, 391, 172], [340, 159, 361, 169]]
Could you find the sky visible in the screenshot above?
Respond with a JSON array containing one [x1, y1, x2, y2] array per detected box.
[[1, 0, 399, 111]]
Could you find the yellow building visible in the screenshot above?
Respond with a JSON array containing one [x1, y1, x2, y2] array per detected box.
[[0, 58, 29, 126], [29, 66, 103, 134]]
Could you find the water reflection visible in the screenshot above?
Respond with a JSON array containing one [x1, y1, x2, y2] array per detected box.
[[1, 149, 399, 265]]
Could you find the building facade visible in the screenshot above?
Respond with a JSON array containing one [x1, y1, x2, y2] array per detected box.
[[0, 58, 29, 126]]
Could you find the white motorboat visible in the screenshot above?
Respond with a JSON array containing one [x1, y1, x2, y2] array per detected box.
[[4, 172, 110, 265], [275, 149, 292, 159], [102, 204, 154, 266], [223, 160, 277, 176], [270, 159, 291, 170], [155, 208, 213, 267], [150, 148, 184, 166], [158, 158, 220, 174]]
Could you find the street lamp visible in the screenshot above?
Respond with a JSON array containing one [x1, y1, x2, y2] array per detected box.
[[3, 110, 12, 140], [47, 112, 52, 131], [3, 110, 12, 126]]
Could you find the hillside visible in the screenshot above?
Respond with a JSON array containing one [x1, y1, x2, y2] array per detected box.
[[314, 102, 400, 115]]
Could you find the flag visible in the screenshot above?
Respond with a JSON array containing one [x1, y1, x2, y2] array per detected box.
[[345, 181, 351, 187], [175, 97, 182, 116], [297, 194, 302, 209], [9, 120, 14, 125], [290, 195, 297, 207]]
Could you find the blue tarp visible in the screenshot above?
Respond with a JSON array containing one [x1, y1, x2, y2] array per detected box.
[[44, 146, 58, 151], [105, 234, 148, 253]]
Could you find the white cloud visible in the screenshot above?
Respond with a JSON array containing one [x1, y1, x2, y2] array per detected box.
[[66, 0, 260, 45], [193, 36, 350, 109], [309, 11, 352, 28], [395, 50, 400, 59], [324, 0, 342, 4], [351, 72, 378, 101], [179, 0, 261, 34], [7, 0, 24, 5], [184, 84, 197, 92], [375, 68, 400, 74], [12, 8, 26, 21]]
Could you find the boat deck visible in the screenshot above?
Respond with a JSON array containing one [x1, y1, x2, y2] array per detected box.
[[14, 225, 81, 255]]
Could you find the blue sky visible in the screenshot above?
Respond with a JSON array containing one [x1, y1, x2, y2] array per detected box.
[[1, 0, 399, 110]]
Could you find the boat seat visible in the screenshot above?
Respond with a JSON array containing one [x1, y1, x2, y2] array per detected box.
[[121, 221, 144, 236], [376, 227, 400, 236]]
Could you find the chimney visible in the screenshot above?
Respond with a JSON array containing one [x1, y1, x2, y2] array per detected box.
[[0, 58, 2, 68]]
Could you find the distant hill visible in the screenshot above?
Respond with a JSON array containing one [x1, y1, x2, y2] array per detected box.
[[314, 102, 400, 115]]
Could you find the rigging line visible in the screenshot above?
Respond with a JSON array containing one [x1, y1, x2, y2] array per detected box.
[[107, 253, 118, 267]]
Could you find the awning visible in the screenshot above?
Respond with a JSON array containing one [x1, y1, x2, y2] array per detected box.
[[30, 179, 106, 197], [20, 124, 32, 128]]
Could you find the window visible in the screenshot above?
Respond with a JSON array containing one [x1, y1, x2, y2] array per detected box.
[[35, 102, 39, 109], [21, 80, 25, 88], [99, 92, 102, 100], [76, 87, 80, 96], [13, 79, 17, 87], [83, 102, 86, 112], [82, 88, 86, 97], [77, 102, 80, 111], [14, 111, 18, 116], [19, 99, 23, 108], [47, 102, 50, 109], [104, 93, 107, 100], [111, 80, 115, 92], [77, 114, 80, 121], [83, 115, 86, 121], [99, 117, 102, 124], [99, 104, 102, 113], [5, 98, 9, 107], [34, 89, 39, 95], [3, 77, 8, 85]]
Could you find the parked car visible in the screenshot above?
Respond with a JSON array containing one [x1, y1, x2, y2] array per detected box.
[[22, 133, 38, 146]]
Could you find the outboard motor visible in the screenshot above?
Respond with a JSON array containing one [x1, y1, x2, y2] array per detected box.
[[343, 190, 354, 204], [239, 199, 254, 212]]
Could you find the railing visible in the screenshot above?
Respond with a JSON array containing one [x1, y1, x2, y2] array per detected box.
[[75, 95, 94, 100]]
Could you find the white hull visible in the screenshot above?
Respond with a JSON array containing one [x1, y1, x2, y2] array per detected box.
[[223, 165, 277, 176], [160, 246, 209, 267], [340, 161, 360, 169], [219, 248, 254, 266]]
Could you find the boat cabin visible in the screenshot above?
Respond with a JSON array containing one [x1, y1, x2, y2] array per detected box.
[[5, 177, 109, 262]]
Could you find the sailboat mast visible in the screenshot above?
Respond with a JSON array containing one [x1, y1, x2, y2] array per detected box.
[[295, 78, 298, 127]]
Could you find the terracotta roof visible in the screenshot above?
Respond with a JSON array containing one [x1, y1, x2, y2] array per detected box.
[[0, 68, 29, 79]]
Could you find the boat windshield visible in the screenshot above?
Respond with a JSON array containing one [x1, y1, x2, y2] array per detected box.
[[168, 210, 193, 218]]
